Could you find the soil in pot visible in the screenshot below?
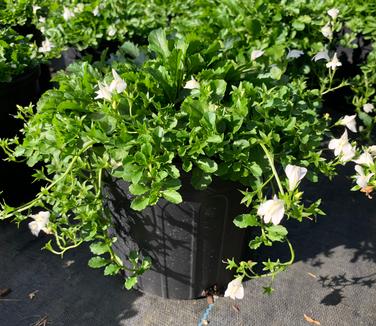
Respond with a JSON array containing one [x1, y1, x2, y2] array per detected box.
[[103, 172, 249, 300]]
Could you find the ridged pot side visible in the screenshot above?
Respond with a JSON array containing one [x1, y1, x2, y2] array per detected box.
[[103, 172, 248, 299]]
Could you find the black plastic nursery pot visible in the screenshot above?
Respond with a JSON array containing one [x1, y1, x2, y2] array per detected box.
[[0, 65, 41, 205], [103, 172, 248, 300], [0, 65, 41, 138]]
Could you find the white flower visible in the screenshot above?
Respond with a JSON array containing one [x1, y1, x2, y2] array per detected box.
[[28, 211, 51, 237], [285, 164, 308, 191], [109, 69, 127, 94], [257, 195, 285, 225], [353, 151, 374, 167], [354, 165, 374, 189], [368, 145, 376, 156], [92, 6, 100, 16], [321, 23, 333, 39], [184, 76, 200, 90], [39, 17, 46, 23], [327, 8, 339, 19], [328, 130, 356, 162], [338, 115, 357, 133], [39, 39, 53, 53], [63, 7, 75, 21], [107, 25, 117, 37], [363, 103, 374, 113], [95, 82, 113, 101], [286, 49, 304, 59], [74, 3, 84, 13], [32, 5, 41, 14], [326, 53, 342, 70], [312, 51, 330, 62], [224, 278, 244, 300], [251, 49, 264, 61]]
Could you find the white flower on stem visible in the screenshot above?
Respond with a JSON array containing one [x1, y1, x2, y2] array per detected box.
[[184, 76, 200, 90], [251, 49, 264, 61], [28, 211, 51, 237], [32, 5, 41, 14], [354, 165, 374, 189], [74, 3, 84, 13], [328, 130, 356, 162], [326, 53, 342, 70], [63, 7, 75, 21], [257, 195, 285, 225], [327, 8, 339, 19], [321, 23, 333, 39], [107, 25, 117, 37], [368, 145, 376, 156], [39, 39, 53, 53], [39, 17, 46, 24], [92, 6, 100, 16], [109, 69, 127, 94], [312, 51, 330, 62], [224, 278, 244, 300], [338, 115, 357, 133], [285, 164, 308, 191], [95, 82, 113, 101], [353, 151, 374, 167], [363, 103, 374, 113], [286, 49, 304, 59]]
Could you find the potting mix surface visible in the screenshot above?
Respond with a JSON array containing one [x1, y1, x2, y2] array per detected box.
[[1, 166, 375, 326]]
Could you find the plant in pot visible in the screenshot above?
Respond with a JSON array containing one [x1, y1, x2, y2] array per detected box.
[[31, 0, 200, 63], [0, 27, 372, 301]]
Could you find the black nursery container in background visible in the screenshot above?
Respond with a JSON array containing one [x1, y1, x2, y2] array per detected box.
[[0, 65, 41, 205], [104, 173, 248, 299]]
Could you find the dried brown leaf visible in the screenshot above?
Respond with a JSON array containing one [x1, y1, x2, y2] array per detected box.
[[32, 315, 48, 326], [361, 186, 374, 199], [232, 304, 240, 313], [28, 290, 39, 300], [207, 295, 214, 305], [304, 313, 321, 325], [0, 288, 11, 297]]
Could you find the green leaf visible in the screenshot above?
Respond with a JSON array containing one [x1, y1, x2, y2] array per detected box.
[[283, 117, 296, 131], [234, 214, 260, 228], [225, 258, 238, 270], [148, 28, 170, 58], [292, 21, 305, 31], [358, 111, 373, 127], [266, 225, 288, 242], [191, 168, 212, 190], [141, 143, 152, 158], [88, 256, 108, 268], [130, 196, 149, 211], [89, 242, 109, 255], [249, 236, 263, 250], [129, 183, 149, 195], [112, 163, 142, 183], [249, 162, 263, 177], [104, 263, 121, 276], [263, 286, 275, 294], [196, 158, 218, 173], [270, 66, 283, 80], [124, 276, 138, 290], [135, 152, 147, 165], [162, 189, 183, 204]]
